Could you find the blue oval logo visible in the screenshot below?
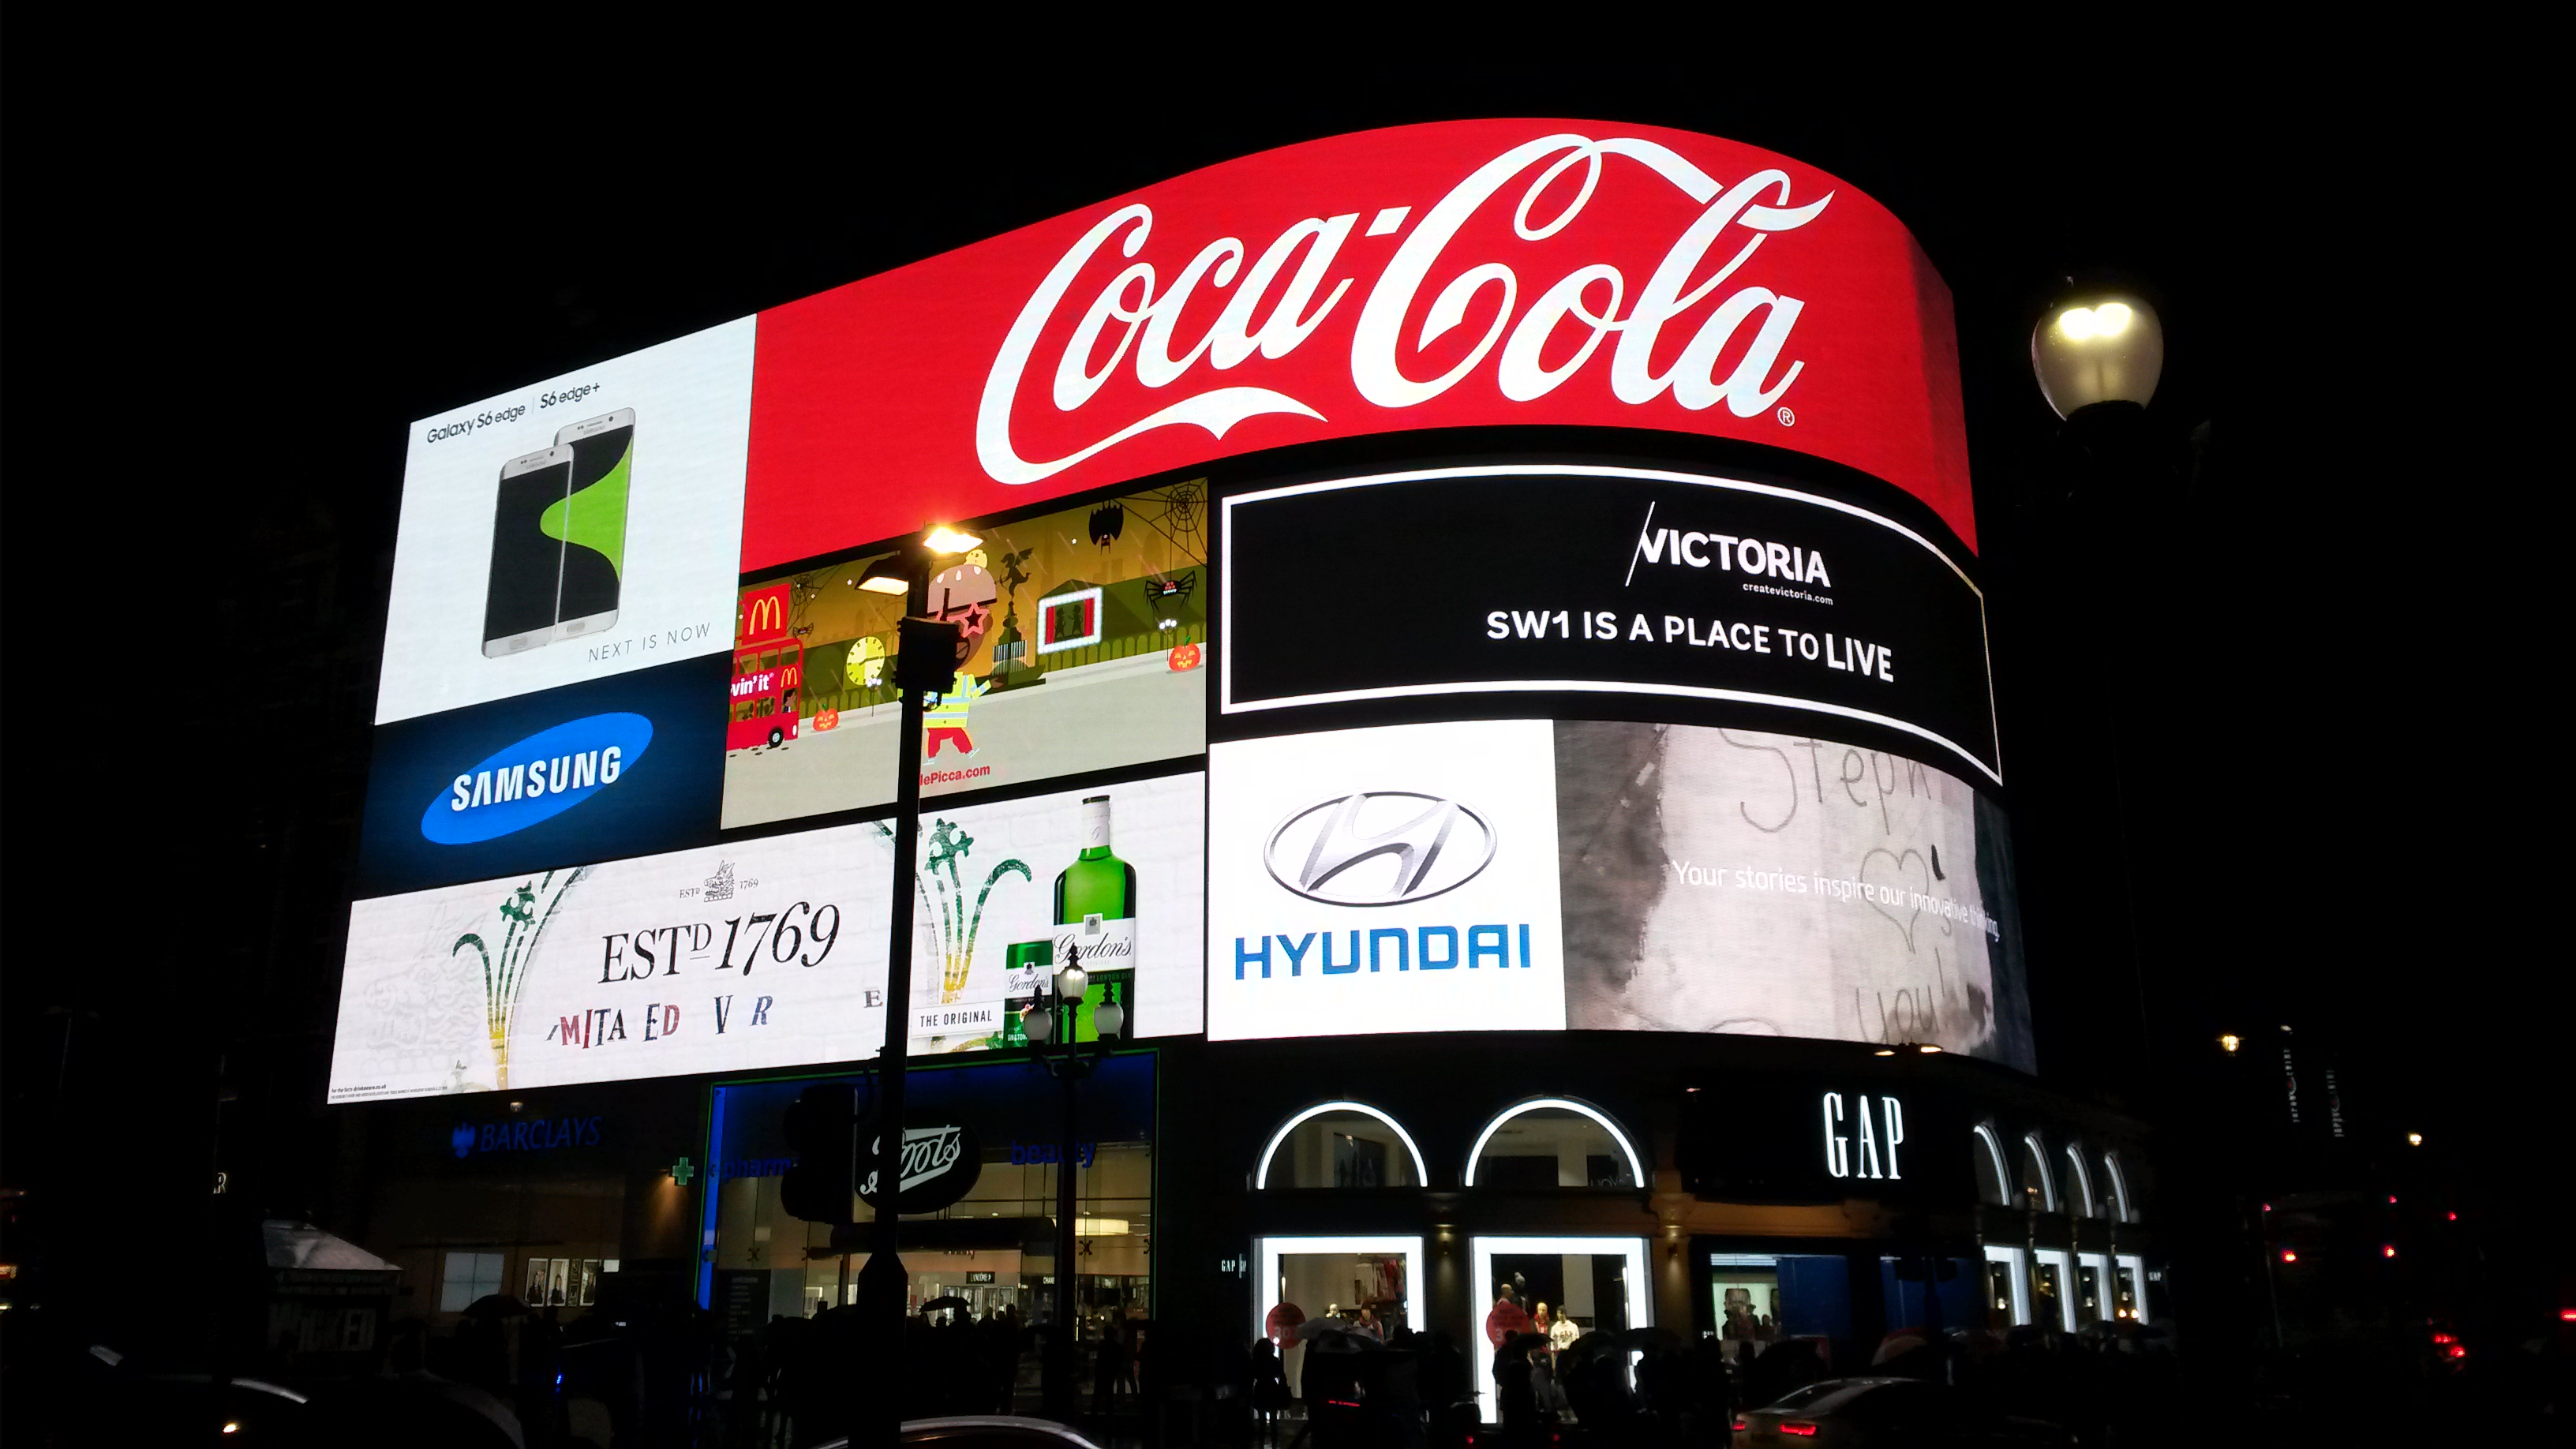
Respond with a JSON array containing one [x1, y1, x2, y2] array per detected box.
[[421, 712, 653, 844]]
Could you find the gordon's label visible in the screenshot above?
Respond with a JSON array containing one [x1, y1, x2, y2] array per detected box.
[[1055, 913, 1137, 972]]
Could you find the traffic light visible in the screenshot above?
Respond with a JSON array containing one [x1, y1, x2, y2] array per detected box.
[[780, 1083, 859, 1225], [897, 616, 965, 691]]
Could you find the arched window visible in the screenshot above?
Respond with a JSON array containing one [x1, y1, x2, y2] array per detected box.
[[1256, 1102, 1427, 1189], [2018, 1133, 2057, 1212], [2062, 1146, 2096, 1219], [2103, 1152, 2136, 1223], [1972, 1125, 2012, 1207], [1466, 1099, 1642, 1189]]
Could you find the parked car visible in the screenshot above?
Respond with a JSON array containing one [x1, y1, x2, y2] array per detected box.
[[821, 1415, 1103, 1448], [1735, 1376, 2075, 1448]]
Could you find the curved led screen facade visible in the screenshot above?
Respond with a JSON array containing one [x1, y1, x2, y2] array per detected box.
[[332, 120, 2031, 1104]]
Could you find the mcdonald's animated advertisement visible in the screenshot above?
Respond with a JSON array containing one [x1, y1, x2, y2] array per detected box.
[[720, 479, 1209, 829]]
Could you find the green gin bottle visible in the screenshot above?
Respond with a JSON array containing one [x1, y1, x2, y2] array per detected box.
[[1053, 794, 1137, 1031]]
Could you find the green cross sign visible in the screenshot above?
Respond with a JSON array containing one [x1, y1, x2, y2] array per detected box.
[[670, 1156, 696, 1186]]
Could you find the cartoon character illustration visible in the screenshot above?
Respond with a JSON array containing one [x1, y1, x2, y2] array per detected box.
[[925, 670, 987, 759]]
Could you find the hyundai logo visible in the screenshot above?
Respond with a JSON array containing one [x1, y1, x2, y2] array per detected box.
[[1264, 792, 1497, 905]]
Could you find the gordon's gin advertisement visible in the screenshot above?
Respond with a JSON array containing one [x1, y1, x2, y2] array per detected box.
[[330, 778, 1204, 1102]]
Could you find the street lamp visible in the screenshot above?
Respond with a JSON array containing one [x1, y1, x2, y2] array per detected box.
[[2031, 290, 2164, 421], [848, 524, 980, 1449], [2028, 281, 2175, 1077], [1021, 943, 1124, 1421]]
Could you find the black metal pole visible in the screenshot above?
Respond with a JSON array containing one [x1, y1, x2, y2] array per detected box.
[[1049, 1032, 1081, 1423], [855, 559, 930, 1449]]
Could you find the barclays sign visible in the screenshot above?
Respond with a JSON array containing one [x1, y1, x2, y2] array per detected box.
[[452, 1114, 605, 1159]]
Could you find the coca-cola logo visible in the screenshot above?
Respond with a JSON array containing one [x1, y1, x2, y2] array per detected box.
[[738, 119, 1976, 573], [858, 1121, 983, 1213], [978, 133, 1833, 487]]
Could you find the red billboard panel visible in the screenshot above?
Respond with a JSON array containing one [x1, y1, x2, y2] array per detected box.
[[745, 119, 1973, 571]]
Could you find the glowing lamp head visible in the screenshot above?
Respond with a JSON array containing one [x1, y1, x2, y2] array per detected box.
[[923, 526, 983, 556], [2218, 1033, 2241, 1054], [2031, 291, 2163, 419], [856, 556, 912, 595], [1057, 961, 1089, 1002], [1093, 984, 1125, 1039], [2407, 1132, 2425, 1147], [1021, 1002, 1054, 1044]]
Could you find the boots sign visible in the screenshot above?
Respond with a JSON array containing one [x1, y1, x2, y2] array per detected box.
[[744, 120, 1975, 570], [857, 1119, 983, 1214]]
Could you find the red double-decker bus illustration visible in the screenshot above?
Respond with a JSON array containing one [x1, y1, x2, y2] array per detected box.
[[728, 642, 803, 751]]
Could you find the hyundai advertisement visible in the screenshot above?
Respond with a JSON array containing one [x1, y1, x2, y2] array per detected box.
[[1203, 719, 2031, 1068]]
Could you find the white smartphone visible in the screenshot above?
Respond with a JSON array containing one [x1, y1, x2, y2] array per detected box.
[[550, 408, 635, 642]]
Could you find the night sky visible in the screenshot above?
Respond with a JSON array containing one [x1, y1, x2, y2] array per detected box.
[[6, 39, 2555, 1331]]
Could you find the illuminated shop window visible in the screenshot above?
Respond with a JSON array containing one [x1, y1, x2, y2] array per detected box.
[[523, 1257, 604, 1308], [2018, 1133, 2057, 1212], [2103, 1153, 2136, 1223], [1980, 1245, 2031, 1327], [1465, 1099, 1642, 1189], [1972, 1125, 2012, 1208], [2061, 1147, 2096, 1219], [1256, 1102, 1427, 1189], [1255, 1234, 1425, 1371], [2115, 1253, 2150, 1321], [439, 1250, 505, 1313], [2076, 1252, 2111, 1327], [1471, 1236, 1649, 1424], [2033, 1248, 2077, 1331]]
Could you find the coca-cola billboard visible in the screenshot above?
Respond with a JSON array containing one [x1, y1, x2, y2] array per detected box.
[[744, 120, 1972, 571]]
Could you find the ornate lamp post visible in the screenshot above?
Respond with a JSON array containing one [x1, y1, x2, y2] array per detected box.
[[1020, 945, 1124, 1421]]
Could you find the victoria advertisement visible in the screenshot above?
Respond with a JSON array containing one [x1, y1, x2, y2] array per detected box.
[[1222, 466, 1998, 784]]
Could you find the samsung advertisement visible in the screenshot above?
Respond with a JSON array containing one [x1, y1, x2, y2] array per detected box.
[[335, 119, 2035, 1100]]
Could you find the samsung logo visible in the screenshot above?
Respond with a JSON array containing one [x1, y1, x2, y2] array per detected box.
[[421, 713, 653, 845], [1264, 792, 1497, 906]]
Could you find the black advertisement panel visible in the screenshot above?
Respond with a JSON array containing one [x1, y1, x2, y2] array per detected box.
[[1221, 466, 1998, 784], [1676, 1074, 1966, 1205], [357, 653, 728, 897]]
